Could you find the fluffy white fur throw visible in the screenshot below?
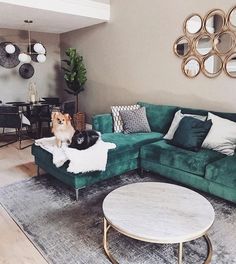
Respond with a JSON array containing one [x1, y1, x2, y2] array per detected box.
[[35, 136, 116, 173]]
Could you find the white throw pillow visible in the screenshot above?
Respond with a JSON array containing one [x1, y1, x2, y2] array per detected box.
[[202, 112, 236, 156], [111, 104, 140, 133], [164, 110, 206, 140]]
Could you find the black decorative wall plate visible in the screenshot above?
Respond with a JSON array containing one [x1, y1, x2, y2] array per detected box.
[[19, 63, 35, 79], [0, 42, 20, 68]]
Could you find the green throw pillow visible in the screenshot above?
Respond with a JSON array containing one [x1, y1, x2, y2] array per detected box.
[[170, 117, 212, 151]]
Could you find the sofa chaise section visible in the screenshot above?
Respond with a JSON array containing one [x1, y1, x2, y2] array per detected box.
[[32, 130, 163, 200]]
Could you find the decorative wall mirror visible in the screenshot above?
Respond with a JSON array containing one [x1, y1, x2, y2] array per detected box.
[[204, 9, 225, 35], [174, 6, 236, 78], [182, 57, 201, 78], [173, 36, 191, 57], [184, 14, 202, 35], [194, 34, 213, 56], [227, 6, 236, 30], [214, 31, 235, 55], [202, 54, 223, 78], [224, 53, 236, 77]]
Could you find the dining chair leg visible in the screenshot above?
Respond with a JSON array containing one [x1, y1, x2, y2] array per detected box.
[[18, 128, 22, 150]]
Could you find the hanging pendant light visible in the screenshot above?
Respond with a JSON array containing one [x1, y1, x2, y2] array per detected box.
[[23, 20, 46, 63], [5, 43, 16, 54], [0, 19, 47, 71], [18, 53, 31, 63], [34, 43, 46, 54], [37, 54, 46, 63]]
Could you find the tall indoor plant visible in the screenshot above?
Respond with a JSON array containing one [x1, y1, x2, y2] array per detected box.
[[62, 48, 87, 113]]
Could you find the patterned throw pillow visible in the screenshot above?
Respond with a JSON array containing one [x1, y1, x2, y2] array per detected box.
[[111, 104, 140, 133], [120, 107, 151, 134]]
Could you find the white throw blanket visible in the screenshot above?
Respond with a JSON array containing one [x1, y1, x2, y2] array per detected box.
[[35, 136, 116, 174]]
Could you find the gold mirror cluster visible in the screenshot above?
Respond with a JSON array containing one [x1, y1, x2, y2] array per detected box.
[[174, 6, 236, 78]]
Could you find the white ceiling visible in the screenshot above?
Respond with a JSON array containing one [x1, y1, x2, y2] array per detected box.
[[0, 0, 110, 34]]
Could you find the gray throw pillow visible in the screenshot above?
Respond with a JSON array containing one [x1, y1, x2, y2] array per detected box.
[[120, 107, 151, 134]]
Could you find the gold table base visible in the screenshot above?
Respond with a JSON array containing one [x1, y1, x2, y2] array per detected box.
[[103, 218, 213, 264]]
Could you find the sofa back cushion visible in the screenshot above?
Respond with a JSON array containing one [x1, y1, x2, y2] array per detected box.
[[181, 107, 236, 123], [138, 102, 236, 134], [92, 114, 113, 134], [138, 102, 178, 133]]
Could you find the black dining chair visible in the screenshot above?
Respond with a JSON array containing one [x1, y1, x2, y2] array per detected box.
[[38, 98, 61, 137], [61, 100, 76, 117], [0, 105, 32, 149], [41, 97, 60, 106]]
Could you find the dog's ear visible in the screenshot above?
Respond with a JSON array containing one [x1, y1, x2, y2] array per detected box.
[[65, 113, 71, 121], [51, 112, 59, 120]]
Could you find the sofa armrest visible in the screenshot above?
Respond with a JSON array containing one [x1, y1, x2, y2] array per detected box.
[[92, 114, 113, 134]]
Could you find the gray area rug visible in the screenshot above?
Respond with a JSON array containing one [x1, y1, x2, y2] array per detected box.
[[0, 172, 236, 264]]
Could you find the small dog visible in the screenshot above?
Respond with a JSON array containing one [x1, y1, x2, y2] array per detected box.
[[51, 112, 75, 147]]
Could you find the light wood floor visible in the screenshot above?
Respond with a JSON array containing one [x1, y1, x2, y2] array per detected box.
[[0, 140, 48, 264]]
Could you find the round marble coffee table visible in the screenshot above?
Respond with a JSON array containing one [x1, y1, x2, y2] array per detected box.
[[102, 182, 215, 264]]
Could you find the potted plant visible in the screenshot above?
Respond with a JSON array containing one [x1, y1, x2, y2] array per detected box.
[[62, 48, 87, 130]]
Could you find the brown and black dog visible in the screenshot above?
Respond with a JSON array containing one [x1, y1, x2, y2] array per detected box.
[[51, 112, 75, 147]]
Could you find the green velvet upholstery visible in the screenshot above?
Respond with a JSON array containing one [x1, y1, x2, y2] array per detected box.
[[138, 102, 178, 133], [103, 132, 163, 163], [92, 113, 113, 134], [181, 107, 236, 123], [205, 155, 236, 188], [31, 102, 236, 203], [32, 144, 139, 189], [141, 160, 236, 203], [102, 132, 163, 153], [32, 132, 163, 190], [140, 140, 224, 176]]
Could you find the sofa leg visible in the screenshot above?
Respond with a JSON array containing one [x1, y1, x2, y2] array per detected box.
[[37, 165, 40, 176], [75, 188, 79, 201]]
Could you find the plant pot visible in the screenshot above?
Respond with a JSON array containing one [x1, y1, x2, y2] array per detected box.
[[73, 112, 86, 131]]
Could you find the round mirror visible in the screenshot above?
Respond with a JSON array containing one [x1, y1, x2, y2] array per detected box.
[[214, 31, 236, 55], [204, 9, 225, 35], [182, 57, 201, 78], [184, 14, 202, 35], [174, 36, 191, 57], [224, 53, 236, 78], [227, 6, 236, 30], [194, 34, 213, 56], [202, 54, 223, 77]]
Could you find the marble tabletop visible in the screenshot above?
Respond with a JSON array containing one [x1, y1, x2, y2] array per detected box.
[[103, 182, 215, 244]]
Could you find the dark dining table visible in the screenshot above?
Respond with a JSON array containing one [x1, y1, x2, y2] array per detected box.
[[6, 101, 51, 138]]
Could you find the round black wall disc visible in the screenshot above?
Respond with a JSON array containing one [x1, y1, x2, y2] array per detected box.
[[0, 42, 20, 68], [19, 63, 35, 79]]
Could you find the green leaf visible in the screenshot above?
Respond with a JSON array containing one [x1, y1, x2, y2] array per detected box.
[[62, 47, 87, 95]]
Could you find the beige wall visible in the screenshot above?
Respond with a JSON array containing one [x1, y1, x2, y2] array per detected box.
[[60, 0, 236, 121], [0, 28, 62, 103]]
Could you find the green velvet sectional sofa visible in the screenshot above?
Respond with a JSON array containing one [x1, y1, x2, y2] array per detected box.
[[32, 102, 236, 203]]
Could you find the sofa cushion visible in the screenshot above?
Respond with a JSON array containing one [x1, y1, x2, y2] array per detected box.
[[181, 107, 236, 123], [170, 117, 212, 151], [164, 110, 207, 140], [102, 132, 163, 161], [120, 107, 151, 134], [205, 155, 236, 188], [140, 140, 224, 176], [111, 104, 140, 133], [202, 112, 236, 156], [138, 102, 178, 133]]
